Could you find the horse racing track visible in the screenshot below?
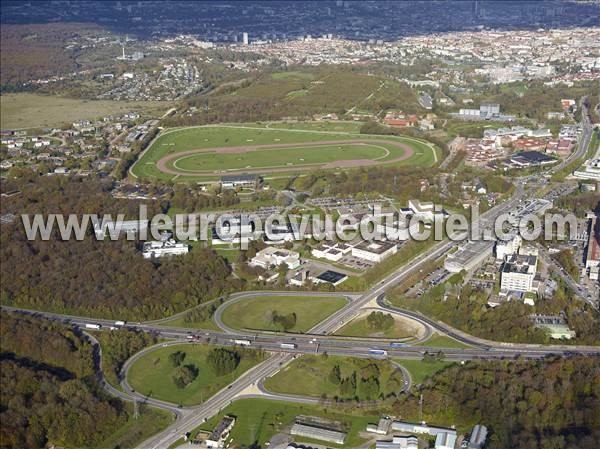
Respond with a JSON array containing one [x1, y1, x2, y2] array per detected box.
[[131, 123, 439, 182]]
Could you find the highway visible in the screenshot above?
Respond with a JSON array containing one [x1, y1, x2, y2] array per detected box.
[[6, 290, 600, 449]]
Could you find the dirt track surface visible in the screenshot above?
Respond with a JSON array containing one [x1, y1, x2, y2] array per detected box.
[[155, 139, 415, 176]]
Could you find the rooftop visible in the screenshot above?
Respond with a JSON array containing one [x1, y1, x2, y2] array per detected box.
[[354, 240, 397, 254]]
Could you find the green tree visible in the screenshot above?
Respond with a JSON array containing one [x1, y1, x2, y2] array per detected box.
[[169, 351, 186, 367], [366, 311, 395, 330], [172, 364, 199, 389], [206, 348, 240, 376], [329, 364, 341, 385]]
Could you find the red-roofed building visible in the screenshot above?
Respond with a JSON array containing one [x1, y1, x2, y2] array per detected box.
[[384, 116, 419, 127], [513, 137, 547, 151], [561, 99, 576, 111]]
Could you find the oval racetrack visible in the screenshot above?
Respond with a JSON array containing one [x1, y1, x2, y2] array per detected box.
[[155, 138, 415, 176]]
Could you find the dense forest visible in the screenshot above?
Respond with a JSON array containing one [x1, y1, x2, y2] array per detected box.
[[95, 328, 157, 386], [0, 23, 103, 90], [0, 177, 241, 319], [0, 312, 128, 449], [395, 357, 600, 449]]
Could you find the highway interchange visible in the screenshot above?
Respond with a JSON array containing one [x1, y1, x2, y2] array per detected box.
[[2, 97, 598, 449]]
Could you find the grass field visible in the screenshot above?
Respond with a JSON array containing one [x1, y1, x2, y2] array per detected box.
[[98, 404, 173, 449], [415, 333, 472, 349], [334, 313, 420, 340], [172, 142, 391, 172], [263, 354, 405, 400], [131, 123, 440, 182], [157, 314, 221, 331], [127, 344, 265, 406], [0, 92, 169, 129], [188, 398, 378, 448], [393, 358, 454, 385], [220, 295, 347, 333]]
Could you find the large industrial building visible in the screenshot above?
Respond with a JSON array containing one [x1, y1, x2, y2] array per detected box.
[[290, 420, 346, 444], [351, 240, 398, 263], [444, 240, 494, 273]]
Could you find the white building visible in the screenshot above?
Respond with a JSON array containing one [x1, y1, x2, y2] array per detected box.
[[216, 216, 253, 236], [408, 199, 447, 221], [391, 421, 457, 438], [468, 424, 488, 449], [573, 158, 600, 182], [377, 214, 419, 240], [250, 246, 300, 269], [351, 240, 397, 263], [312, 242, 353, 261], [495, 235, 522, 260], [94, 219, 148, 239], [435, 432, 457, 449], [142, 238, 189, 259], [375, 436, 419, 449], [366, 418, 392, 435], [500, 254, 538, 293]]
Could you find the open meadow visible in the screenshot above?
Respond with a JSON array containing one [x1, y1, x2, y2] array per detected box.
[[220, 295, 347, 333], [127, 344, 266, 406], [0, 92, 170, 129]]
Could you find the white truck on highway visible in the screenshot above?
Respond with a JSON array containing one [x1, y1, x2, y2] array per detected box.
[[280, 343, 297, 350], [85, 323, 101, 330], [233, 339, 251, 346], [114, 320, 126, 326]]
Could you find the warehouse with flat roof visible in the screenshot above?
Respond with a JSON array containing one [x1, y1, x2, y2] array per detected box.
[[290, 422, 346, 444], [444, 240, 494, 273]]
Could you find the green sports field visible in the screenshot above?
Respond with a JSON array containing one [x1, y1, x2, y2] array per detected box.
[[131, 123, 440, 182]]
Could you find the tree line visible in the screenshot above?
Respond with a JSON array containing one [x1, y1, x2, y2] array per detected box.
[[0, 177, 241, 320], [393, 357, 600, 449], [0, 312, 129, 449]]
